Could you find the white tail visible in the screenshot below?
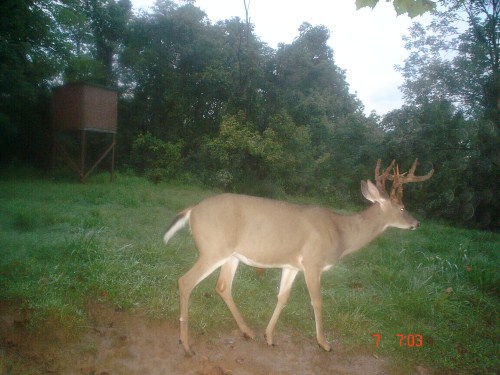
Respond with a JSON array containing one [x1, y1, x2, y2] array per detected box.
[[164, 159, 433, 355], [163, 209, 191, 244]]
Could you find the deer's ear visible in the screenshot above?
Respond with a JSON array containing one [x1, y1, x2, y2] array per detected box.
[[361, 180, 386, 203]]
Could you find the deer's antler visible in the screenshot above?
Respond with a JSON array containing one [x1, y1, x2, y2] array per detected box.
[[374, 159, 434, 203], [390, 158, 434, 204], [375, 159, 395, 194]]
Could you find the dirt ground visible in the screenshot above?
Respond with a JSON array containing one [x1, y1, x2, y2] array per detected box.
[[0, 301, 396, 375]]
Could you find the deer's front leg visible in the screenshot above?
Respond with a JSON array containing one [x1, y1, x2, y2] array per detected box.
[[304, 269, 331, 352]]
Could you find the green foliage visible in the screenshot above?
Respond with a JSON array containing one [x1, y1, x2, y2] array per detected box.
[[326, 113, 384, 201], [203, 114, 298, 193], [80, 0, 132, 85], [398, 6, 496, 121], [63, 55, 108, 84], [272, 23, 361, 130], [382, 102, 471, 217], [266, 113, 316, 193], [203, 112, 326, 195], [394, 1, 499, 229], [119, 2, 229, 144], [131, 132, 183, 183], [356, 0, 436, 17], [0, 0, 65, 164]]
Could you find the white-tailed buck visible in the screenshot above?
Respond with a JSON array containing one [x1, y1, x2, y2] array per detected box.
[[164, 159, 433, 355]]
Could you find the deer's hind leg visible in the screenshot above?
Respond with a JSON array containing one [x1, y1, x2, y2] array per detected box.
[[216, 257, 256, 339], [178, 255, 228, 355], [304, 268, 331, 352]]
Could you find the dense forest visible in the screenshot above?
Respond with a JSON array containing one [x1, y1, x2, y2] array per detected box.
[[0, 0, 498, 230]]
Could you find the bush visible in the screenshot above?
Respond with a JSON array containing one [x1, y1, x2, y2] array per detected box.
[[203, 114, 282, 191], [131, 132, 183, 183], [203, 113, 315, 195]]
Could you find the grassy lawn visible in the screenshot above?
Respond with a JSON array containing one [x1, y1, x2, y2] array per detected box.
[[0, 170, 498, 373]]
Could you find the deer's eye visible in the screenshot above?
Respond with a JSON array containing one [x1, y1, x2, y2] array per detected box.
[[400, 207, 405, 212]]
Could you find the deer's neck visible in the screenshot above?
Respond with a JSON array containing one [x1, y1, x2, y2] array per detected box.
[[338, 203, 388, 258]]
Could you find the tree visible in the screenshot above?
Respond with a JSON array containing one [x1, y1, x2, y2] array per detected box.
[[394, 0, 499, 228], [0, 0, 68, 164], [203, 113, 315, 195], [271, 23, 363, 144], [382, 102, 474, 220], [83, 0, 131, 84], [398, 0, 499, 124], [213, 16, 270, 126], [120, 2, 224, 142]]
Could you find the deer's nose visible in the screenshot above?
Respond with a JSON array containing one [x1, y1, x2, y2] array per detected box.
[[410, 221, 420, 230]]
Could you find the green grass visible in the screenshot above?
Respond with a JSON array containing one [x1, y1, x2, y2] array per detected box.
[[0, 171, 498, 373]]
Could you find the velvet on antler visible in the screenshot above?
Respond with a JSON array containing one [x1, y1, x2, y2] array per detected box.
[[375, 159, 434, 204]]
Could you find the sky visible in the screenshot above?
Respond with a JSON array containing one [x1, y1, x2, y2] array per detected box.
[[131, 0, 431, 115]]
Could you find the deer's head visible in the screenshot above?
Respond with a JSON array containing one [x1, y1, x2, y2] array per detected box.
[[361, 159, 434, 230]]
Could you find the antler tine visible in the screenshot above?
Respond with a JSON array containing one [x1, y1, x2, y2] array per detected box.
[[408, 158, 418, 177], [399, 158, 435, 184], [375, 159, 395, 193], [390, 159, 434, 204], [375, 159, 381, 182], [390, 164, 402, 203]]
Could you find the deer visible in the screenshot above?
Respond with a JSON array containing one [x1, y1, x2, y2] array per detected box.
[[163, 159, 433, 355]]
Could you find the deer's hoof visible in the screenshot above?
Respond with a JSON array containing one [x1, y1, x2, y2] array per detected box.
[[243, 332, 255, 340], [318, 343, 332, 352], [264, 333, 275, 347], [241, 327, 256, 340], [179, 340, 195, 356]]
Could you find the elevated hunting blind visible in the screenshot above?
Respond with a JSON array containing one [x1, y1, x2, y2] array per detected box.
[[52, 83, 117, 182]]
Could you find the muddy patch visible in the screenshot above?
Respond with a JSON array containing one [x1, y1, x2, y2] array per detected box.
[[0, 301, 390, 374]]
